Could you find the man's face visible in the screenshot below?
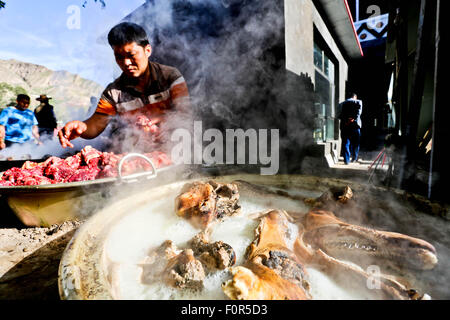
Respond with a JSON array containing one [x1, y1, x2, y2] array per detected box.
[[16, 99, 30, 110], [113, 42, 152, 78]]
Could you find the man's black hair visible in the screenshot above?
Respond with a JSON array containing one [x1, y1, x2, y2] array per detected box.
[[349, 93, 357, 99], [108, 22, 150, 47], [17, 94, 30, 101]]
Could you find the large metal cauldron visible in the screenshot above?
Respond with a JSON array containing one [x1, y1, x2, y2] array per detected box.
[[57, 173, 450, 300]]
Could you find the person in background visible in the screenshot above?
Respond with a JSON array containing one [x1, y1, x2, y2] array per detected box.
[[34, 94, 57, 138], [58, 22, 190, 152], [338, 93, 363, 165], [0, 94, 41, 150]]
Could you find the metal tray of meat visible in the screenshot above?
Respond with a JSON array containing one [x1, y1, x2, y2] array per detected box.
[[0, 153, 172, 194], [0, 154, 189, 227]]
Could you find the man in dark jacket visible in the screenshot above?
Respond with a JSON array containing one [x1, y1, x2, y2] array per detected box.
[[34, 94, 57, 138], [338, 93, 363, 165]]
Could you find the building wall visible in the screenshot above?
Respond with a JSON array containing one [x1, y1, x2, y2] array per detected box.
[[285, 0, 314, 79], [285, 0, 349, 165], [312, 4, 348, 104], [285, 0, 348, 105]]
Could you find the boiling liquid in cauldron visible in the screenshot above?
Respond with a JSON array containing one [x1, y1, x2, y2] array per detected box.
[[102, 184, 414, 300]]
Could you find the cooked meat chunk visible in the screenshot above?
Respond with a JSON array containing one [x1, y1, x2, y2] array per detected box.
[[304, 186, 354, 208], [140, 240, 180, 284], [337, 186, 353, 203], [222, 210, 311, 300], [164, 249, 205, 290], [189, 232, 236, 270], [140, 241, 205, 290], [212, 181, 240, 219], [175, 181, 241, 229], [262, 250, 309, 291], [175, 182, 216, 229]]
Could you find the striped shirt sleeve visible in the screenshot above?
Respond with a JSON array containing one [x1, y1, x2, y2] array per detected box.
[[95, 86, 117, 116]]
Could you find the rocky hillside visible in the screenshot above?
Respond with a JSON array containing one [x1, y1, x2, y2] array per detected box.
[[0, 59, 103, 123]]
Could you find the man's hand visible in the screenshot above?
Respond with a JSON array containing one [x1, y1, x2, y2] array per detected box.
[[58, 120, 87, 148], [0, 140, 5, 150], [136, 115, 162, 138]]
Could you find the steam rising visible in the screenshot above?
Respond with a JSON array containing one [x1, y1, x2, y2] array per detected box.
[[3, 0, 445, 301], [121, 0, 315, 171], [100, 177, 450, 300], [2, 0, 315, 170], [0, 107, 110, 160], [99, 1, 450, 300]]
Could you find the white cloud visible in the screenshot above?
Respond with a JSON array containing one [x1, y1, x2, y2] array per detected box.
[[1, 25, 54, 48]]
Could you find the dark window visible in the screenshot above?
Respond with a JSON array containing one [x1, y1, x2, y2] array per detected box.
[[313, 41, 336, 142]]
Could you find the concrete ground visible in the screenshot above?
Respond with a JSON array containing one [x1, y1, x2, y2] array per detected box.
[[326, 150, 390, 184]]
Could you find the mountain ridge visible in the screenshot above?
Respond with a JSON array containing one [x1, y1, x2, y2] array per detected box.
[[0, 58, 103, 123]]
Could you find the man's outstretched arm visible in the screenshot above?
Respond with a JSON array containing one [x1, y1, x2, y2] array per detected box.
[[81, 112, 110, 139], [58, 112, 110, 148]]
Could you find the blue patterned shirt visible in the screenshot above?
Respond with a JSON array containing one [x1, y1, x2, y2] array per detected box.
[[0, 106, 38, 143]]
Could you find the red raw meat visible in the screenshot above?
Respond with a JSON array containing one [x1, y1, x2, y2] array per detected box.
[[97, 152, 122, 178], [145, 151, 172, 168], [65, 153, 82, 170], [65, 167, 100, 182], [2, 167, 29, 184], [0, 145, 171, 186], [136, 115, 160, 134], [22, 161, 40, 170], [98, 164, 118, 178], [44, 161, 76, 183], [1, 166, 50, 186], [22, 175, 53, 186], [100, 152, 121, 168], [81, 146, 102, 168], [42, 156, 64, 168]]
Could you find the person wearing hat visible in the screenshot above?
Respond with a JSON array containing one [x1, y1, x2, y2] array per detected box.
[[34, 94, 57, 138]]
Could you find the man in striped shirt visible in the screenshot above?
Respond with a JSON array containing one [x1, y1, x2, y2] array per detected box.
[[58, 22, 190, 153]]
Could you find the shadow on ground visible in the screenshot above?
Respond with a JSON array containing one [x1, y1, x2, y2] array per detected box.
[[0, 230, 75, 300]]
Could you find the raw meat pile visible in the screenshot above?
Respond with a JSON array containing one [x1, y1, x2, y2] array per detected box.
[[0, 146, 171, 186], [135, 115, 159, 134]]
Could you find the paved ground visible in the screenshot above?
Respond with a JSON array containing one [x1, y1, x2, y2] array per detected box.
[[331, 159, 372, 171], [326, 150, 391, 185], [0, 221, 82, 300]]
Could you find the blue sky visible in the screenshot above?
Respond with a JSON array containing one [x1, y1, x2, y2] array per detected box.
[[0, 0, 146, 87]]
